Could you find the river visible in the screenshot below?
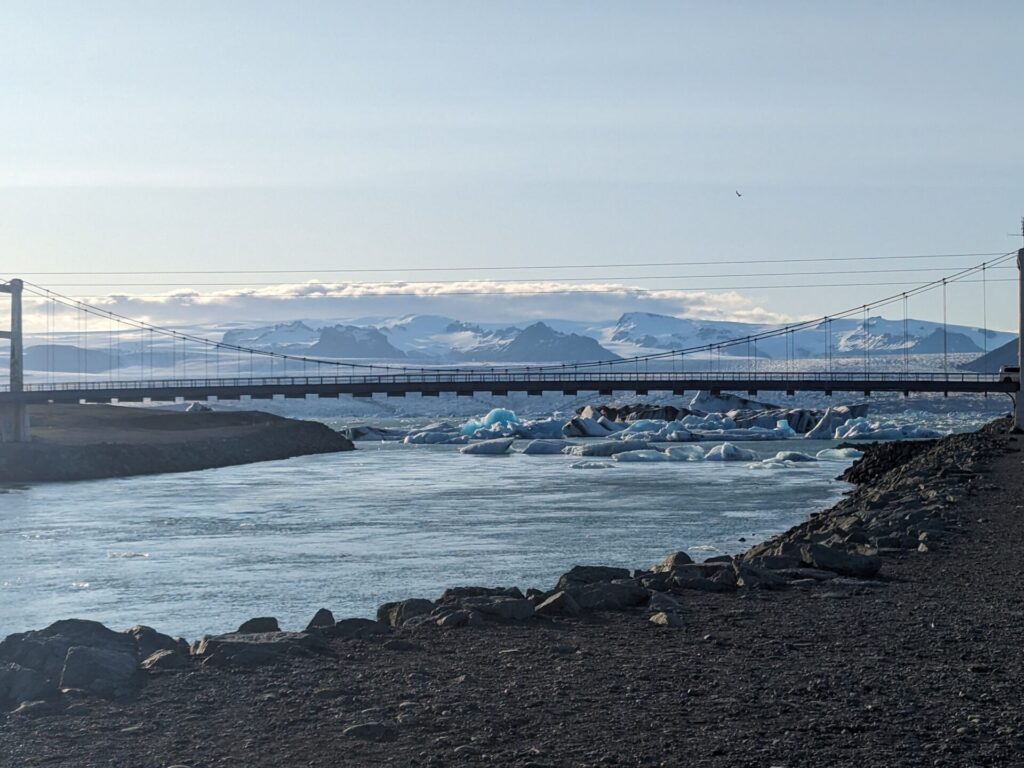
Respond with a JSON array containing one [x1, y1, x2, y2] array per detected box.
[[0, 438, 854, 638]]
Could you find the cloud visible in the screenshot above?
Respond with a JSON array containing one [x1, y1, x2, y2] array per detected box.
[[23, 279, 800, 330]]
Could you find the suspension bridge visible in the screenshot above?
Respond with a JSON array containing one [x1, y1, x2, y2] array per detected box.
[[2, 246, 1023, 442]]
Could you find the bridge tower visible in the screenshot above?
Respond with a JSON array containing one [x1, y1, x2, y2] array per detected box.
[[0, 278, 29, 442]]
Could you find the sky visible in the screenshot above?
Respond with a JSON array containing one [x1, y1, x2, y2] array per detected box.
[[1, 1, 1022, 331]]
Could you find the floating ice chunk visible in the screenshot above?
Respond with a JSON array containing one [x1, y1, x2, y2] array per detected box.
[[833, 417, 941, 441], [775, 419, 797, 438], [519, 418, 566, 439], [521, 439, 574, 455], [681, 413, 738, 431], [563, 416, 615, 438], [565, 440, 651, 457], [404, 431, 467, 445], [815, 447, 864, 461], [597, 416, 627, 432], [705, 442, 757, 462], [612, 449, 670, 463], [459, 438, 514, 455], [622, 419, 667, 434], [461, 408, 520, 436], [771, 450, 816, 462], [663, 445, 706, 461], [570, 461, 614, 470]]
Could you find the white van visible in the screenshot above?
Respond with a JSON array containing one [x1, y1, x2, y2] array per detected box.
[[998, 365, 1020, 383]]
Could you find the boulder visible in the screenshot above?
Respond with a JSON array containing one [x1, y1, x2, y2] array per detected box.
[[305, 608, 336, 632], [0, 664, 51, 709], [648, 591, 684, 613], [743, 554, 801, 571], [127, 625, 189, 660], [236, 617, 280, 634], [651, 551, 694, 572], [735, 564, 788, 590], [331, 618, 390, 640], [534, 591, 581, 618], [569, 582, 649, 611], [377, 599, 435, 628], [459, 596, 535, 622], [140, 649, 188, 672], [438, 586, 525, 604], [192, 632, 328, 667], [800, 544, 882, 578], [555, 565, 631, 591], [59, 645, 138, 697]]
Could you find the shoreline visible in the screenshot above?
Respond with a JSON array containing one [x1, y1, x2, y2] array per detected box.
[[0, 404, 354, 483], [2, 417, 1021, 765]]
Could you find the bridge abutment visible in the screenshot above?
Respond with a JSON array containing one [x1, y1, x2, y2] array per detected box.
[[1, 278, 28, 442]]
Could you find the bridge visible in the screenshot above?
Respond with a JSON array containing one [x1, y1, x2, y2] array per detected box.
[[2, 245, 1023, 440]]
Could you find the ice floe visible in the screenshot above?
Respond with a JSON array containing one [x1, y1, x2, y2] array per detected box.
[[570, 461, 615, 470], [815, 447, 864, 461], [705, 443, 757, 462], [520, 439, 575, 455], [459, 438, 514, 455], [833, 417, 941, 441]]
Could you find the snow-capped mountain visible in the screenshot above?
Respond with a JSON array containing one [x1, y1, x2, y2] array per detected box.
[[207, 311, 1014, 365]]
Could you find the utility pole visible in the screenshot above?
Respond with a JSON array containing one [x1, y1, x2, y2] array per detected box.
[[1017, 219, 1024, 431], [0, 278, 28, 442]]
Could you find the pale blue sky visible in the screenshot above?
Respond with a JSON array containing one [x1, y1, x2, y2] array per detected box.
[[0, 1, 1021, 327]]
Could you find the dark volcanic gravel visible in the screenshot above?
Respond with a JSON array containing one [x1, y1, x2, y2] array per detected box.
[[3, 430, 1024, 767]]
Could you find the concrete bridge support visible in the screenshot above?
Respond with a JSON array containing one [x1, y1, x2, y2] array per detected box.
[[0, 278, 28, 442]]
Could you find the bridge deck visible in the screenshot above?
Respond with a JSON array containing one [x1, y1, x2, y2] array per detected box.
[[0, 371, 1013, 404]]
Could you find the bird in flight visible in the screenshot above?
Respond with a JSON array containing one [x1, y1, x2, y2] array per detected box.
[[735, 190, 742, 197]]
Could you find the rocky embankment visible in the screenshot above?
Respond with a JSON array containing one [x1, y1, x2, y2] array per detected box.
[[0, 405, 354, 483], [2, 418, 1022, 766]]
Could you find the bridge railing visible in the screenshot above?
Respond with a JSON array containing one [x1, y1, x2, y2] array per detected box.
[[0, 369, 1005, 393]]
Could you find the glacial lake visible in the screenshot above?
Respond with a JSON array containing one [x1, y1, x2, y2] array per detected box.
[[0, 438, 855, 639]]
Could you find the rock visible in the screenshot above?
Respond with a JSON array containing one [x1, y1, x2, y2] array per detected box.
[[459, 596, 535, 622], [710, 567, 738, 590], [651, 551, 694, 572], [140, 649, 188, 671], [438, 586, 525, 604], [569, 582, 650, 611], [377, 599, 435, 628], [0, 619, 136, 681], [555, 565, 631, 591], [666, 565, 720, 592], [735, 564, 788, 590], [800, 544, 882, 578], [534, 591, 581, 618], [0, 663, 52, 709], [649, 612, 685, 628], [127, 625, 188, 660], [704, 554, 734, 564], [382, 640, 421, 651], [436, 610, 473, 628], [342, 722, 396, 742], [59, 646, 139, 697], [648, 591, 684, 613], [331, 618, 390, 640], [743, 554, 801, 571], [192, 632, 328, 668], [305, 608, 336, 632], [236, 617, 280, 634]]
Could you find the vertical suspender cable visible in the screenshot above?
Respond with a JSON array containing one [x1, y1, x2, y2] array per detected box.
[[942, 278, 948, 375], [902, 293, 909, 376], [982, 264, 988, 369]]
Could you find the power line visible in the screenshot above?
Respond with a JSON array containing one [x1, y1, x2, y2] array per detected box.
[[9, 251, 1011, 276], [31, 277, 1019, 300], [29, 265, 1019, 289]]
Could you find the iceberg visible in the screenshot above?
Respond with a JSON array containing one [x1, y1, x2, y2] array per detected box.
[[833, 417, 942, 441], [705, 442, 757, 462], [562, 416, 616, 438], [771, 450, 816, 462], [570, 460, 614, 470], [519, 418, 567, 439], [460, 408, 521, 436], [521, 439, 574, 455], [612, 449, 670, 463], [774, 419, 797, 438], [815, 447, 863, 461], [565, 440, 652, 457], [404, 431, 467, 445], [459, 438, 514, 455], [663, 445, 706, 462]]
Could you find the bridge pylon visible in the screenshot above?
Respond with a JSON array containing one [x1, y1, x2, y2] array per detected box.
[[0, 278, 29, 442]]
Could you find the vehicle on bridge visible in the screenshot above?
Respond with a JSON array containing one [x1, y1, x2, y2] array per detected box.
[[998, 365, 1020, 383]]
